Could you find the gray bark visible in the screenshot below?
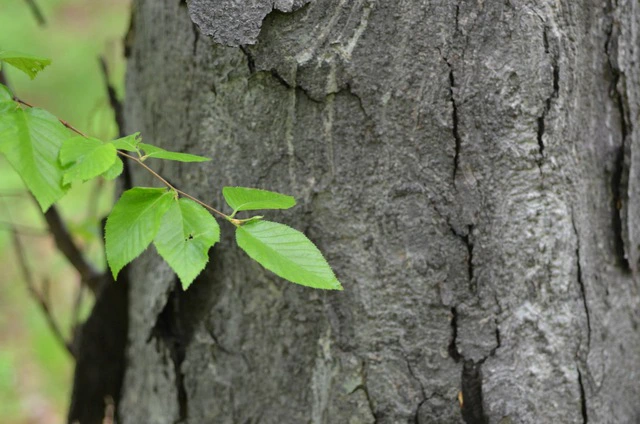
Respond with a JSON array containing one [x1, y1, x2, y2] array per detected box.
[[118, 0, 640, 422]]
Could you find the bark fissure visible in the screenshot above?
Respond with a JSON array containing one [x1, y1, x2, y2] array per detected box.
[[349, 360, 378, 423], [448, 225, 475, 289], [605, 4, 631, 272], [461, 361, 487, 424], [446, 58, 462, 181], [401, 349, 428, 423], [150, 284, 188, 423], [240, 46, 256, 74], [571, 213, 591, 348], [448, 307, 461, 362], [536, 26, 559, 168], [577, 368, 588, 423]]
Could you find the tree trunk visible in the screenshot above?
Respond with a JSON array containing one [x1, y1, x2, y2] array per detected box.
[[114, 0, 640, 422]]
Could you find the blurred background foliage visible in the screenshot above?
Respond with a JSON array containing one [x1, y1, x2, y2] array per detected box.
[[0, 0, 130, 422]]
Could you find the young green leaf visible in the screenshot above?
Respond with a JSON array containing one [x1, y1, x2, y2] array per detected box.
[[0, 107, 69, 211], [0, 51, 51, 80], [109, 132, 141, 152], [105, 187, 175, 279], [139, 142, 210, 163], [223, 187, 296, 214], [154, 198, 220, 289], [0, 84, 13, 102], [59, 136, 117, 184], [101, 157, 124, 180], [236, 220, 342, 290]]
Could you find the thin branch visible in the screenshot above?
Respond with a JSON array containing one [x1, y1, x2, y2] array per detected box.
[[14, 97, 87, 136], [0, 68, 7, 86], [13, 96, 230, 220], [11, 230, 73, 357], [43, 205, 101, 294], [24, 0, 46, 26]]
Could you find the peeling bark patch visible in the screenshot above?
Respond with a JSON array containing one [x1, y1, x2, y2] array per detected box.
[[461, 361, 487, 424], [187, 0, 313, 46]]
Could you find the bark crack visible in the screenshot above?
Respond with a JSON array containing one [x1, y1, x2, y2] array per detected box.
[[604, 8, 631, 272], [449, 224, 475, 289], [577, 368, 588, 423], [400, 349, 428, 423], [240, 45, 256, 74], [149, 281, 189, 423], [448, 307, 462, 362], [461, 361, 488, 424], [349, 360, 378, 423], [571, 212, 591, 349], [445, 58, 462, 182], [536, 26, 559, 170]]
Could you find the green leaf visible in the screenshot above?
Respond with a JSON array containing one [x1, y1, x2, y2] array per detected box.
[[236, 220, 342, 290], [223, 187, 296, 214], [154, 198, 220, 289], [0, 107, 69, 211], [0, 51, 51, 80], [0, 84, 12, 102], [59, 136, 117, 184], [105, 187, 175, 279], [139, 142, 210, 163], [101, 157, 124, 180], [110, 132, 140, 152]]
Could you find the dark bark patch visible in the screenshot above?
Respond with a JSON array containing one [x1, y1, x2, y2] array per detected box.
[[149, 281, 189, 421], [461, 361, 487, 424], [68, 276, 128, 424], [448, 307, 462, 362]]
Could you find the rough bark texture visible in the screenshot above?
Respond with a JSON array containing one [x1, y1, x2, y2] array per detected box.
[[118, 0, 640, 423]]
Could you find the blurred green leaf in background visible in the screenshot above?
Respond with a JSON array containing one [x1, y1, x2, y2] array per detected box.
[[0, 0, 131, 422]]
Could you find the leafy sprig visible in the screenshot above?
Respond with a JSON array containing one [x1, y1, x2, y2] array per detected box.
[[0, 52, 342, 291]]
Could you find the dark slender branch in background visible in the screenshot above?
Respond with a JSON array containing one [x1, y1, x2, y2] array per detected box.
[[24, 0, 46, 26], [99, 56, 133, 189], [0, 190, 31, 198], [43, 205, 101, 294], [0, 221, 49, 236], [98, 57, 124, 136], [71, 283, 85, 334], [0, 69, 7, 86], [86, 178, 104, 222], [11, 230, 73, 356]]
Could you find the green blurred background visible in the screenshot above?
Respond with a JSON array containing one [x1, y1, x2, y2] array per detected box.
[[0, 1, 130, 422]]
